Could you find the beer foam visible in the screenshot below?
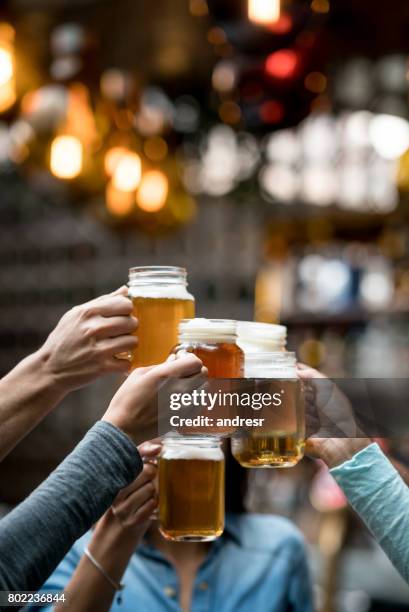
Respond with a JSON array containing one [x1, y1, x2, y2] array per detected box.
[[237, 322, 287, 348], [179, 318, 237, 342], [128, 284, 194, 300], [161, 445, 224, 461]]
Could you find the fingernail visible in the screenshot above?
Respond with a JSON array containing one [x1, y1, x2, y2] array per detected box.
[[143, 442, 161, 452]]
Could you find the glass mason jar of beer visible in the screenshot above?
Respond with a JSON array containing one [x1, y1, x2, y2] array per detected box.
[[158, 436, 225, 542], [173, 318, 244, 377], [129, 266, 195, 368], [237, 322, 287, 363], [231, 352, 305, 468]]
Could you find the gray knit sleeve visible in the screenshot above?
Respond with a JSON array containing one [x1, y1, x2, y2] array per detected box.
[[0, 420, 142, 594]]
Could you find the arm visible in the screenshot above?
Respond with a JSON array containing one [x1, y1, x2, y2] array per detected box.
[[55, 443, 159, 612], [0, 287, 137, 462], [329, 442, 409, 583], [0, 354, 203, 594], [0, 421, 142, 593]]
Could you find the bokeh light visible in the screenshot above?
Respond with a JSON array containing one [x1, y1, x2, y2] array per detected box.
[[136, 170, 169, 212], [104, 146, 129, 177], [50, 135, 83, 179], [265, 49, 299, 80], [106, 182, 135, 216], [369, 114, 409, 160], [112, 152, 142, 192], [0, 47, 13, 87], [144, 137, 168, 162], [248, 0, 280, 25]]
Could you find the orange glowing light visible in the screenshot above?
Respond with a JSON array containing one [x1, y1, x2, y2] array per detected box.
[[144, 137, 168, 162], [136, 170, 169, 212], [304, 71, 327, 94], [104, 146, 129, 176], [189, 0, 208, 17], [0, 79, 16, 113], [50, 135, 83, 179], [265, 49, 299, 79], [219, 100, 242, 125], [112, 152, 142, 192], [106, 182, 135, 216], [268, 13, 293, 34], [311, 0, 330, 14], [207, 27, 227, 46], [0, 47, 13, 87], [248, 0, 280, 25]]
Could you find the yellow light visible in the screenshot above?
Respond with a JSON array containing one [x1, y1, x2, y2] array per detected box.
[[0, 79, 15, 113], [248, 0, 280, 25], [50, 135, 83, 179], [112, 152, 142, 192], [136, 170, 168, 212], [0, 47, 13, 87], [104, 146, 129, 176], [106, 182, 135, 216]]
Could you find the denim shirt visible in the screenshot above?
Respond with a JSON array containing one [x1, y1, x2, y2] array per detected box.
[[38, 513, 313, 612]]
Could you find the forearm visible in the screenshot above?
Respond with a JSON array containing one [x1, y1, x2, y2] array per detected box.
[[330, 443, 409, 582], [0, 349, 66, 461], [0, 421, 142, 593], [57, 515, 139, 612]]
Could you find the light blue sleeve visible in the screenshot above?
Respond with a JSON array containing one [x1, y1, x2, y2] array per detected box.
[[330, 442, 409, 583], [27, 536, 86, 611]]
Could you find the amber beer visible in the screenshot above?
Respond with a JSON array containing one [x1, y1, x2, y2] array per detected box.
[[174, 318, 244, 377], [231, 352, 305, 468], [128, 266, 195, 368], [231, 431, 305, 468], [159, 437, 225, 542]]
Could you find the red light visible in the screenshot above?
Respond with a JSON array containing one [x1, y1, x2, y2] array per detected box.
[[267, 14, 293, 34], [265, 49, 299, 79], [260, 100, 285, 123]]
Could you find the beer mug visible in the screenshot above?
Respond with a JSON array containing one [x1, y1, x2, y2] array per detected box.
[[128, 266, 195, 368], [231, 352, 305, 468], [158, 436, 225, 542], [173, 318, 244, 378]]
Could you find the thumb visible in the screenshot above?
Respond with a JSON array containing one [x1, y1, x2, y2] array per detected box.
[[110, 285, 129, 296]]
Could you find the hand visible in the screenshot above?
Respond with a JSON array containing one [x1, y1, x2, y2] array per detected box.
[[297, 363, 371, 468], [102, 353, 206, 446], [37, 287, 137, 393], [86, 441, 161, 590], [106, 440, 161, 539]]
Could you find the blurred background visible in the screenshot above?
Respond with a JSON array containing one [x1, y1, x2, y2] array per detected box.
[[0, 0, 409, 610]]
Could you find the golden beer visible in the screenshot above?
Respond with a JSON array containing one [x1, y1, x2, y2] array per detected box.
[[231, 352, 305, 468], [129, 267, 195, 368], [159, 438, 225, 542], [231, 432, 305, 468]]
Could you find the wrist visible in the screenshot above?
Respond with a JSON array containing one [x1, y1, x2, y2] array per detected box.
[[34, 346, 71, 397], [101, 412, 145, 449], [91, 510, 143, 561], [23, 349, 68, 404], [318, 438, 372, 469]]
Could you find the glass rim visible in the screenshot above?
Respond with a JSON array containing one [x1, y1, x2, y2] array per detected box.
[[162, 434, 223, 447], [245, 351, 296, 362], [129, 266, 187, 285], [129, 265, 186, 275]]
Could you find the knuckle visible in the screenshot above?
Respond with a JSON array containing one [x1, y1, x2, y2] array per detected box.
[[117, 296, 133, 312], [146, 481, 155, 494]]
